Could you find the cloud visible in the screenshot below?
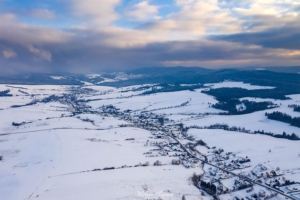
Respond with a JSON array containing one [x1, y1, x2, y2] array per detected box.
[[137, 0, 300, 38], [0, 13, 17, 23], [0, 0, 300, 76], [90, 26, 162, 48], [125, 1, 160, 21], [222, 0, 300, 33], [4, 26, 300, 73], [2, 49, 17, 59], [69, 0, 121, 25], [137, 0, 242, 37], [0, 14, 72, 46], [30, 9, 56, 19], [212, 17, 300, 51], [27, 45, 52, 61]]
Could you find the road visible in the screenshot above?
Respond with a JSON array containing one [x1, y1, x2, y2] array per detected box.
[[0, 126, 122, 136]]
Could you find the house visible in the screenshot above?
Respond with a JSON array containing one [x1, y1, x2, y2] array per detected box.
[[183, 161, 190, 168], [199, 178, 217, 195], [259, 189, 266, 197], [275, 177, 286, 186], [234, 195, 244, 200], [266, 171, 273, 178], [245, 195, 253, 200], [210, 168, 217, 176], [153, 160, 162, 166]]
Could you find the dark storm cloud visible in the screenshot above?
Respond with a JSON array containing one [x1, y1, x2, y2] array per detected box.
[[212, 27, 300, 50], [2, 27, 299, 76], [212, 14, 300, 51]]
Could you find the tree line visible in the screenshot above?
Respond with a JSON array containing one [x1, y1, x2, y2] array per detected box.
[[265, 111, 300, 129], [212, 99, 278, 115], [288, 104, 300, 112], [188, 123, 300, 141], [142, 83, 202, 95], [0, 90, 12, 97]]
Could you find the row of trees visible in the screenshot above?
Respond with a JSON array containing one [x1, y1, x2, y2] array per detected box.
[[148, 100, 190, 112], [143, 83, 202, 95], [202, 87, 288, 102], [265, 111, 300, 128], [288, 104, 300, 112], [188, 123, 300, 140], [0, 90, 12, 97], [254, 129, 299, 140], [189, 124, 251, 133], [212, 99, 277, 115]]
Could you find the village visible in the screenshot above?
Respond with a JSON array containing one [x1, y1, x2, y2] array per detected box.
[[95, 104, 300, 200], [5, 86, 300, 200]]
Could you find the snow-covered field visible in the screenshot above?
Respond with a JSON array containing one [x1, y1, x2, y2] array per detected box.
[[88, 89, 221, 114], [190, 129, 300, 173], [0, 84, 67, 109], [1, 81, 300, 200], [0, 117, 201, 200], [204, 81, 275, 90], [86, 82, 300, 136]]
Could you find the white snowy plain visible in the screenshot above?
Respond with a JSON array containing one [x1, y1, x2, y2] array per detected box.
[[1, 81, 300, 200]]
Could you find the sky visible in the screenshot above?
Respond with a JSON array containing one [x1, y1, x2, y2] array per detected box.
[[0, 0, 300, 75]]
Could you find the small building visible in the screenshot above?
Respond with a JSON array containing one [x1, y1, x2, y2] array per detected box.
[[259, 189, 266, 197], [235, 195, 244, 200]]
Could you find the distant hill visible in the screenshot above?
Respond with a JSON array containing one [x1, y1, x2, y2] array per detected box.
[[0, 66, 299, 89], [0, 73, 104, 85], [99, 67, 300, 101], [242, 66, 300, 74], [125, 66, 214, 75]]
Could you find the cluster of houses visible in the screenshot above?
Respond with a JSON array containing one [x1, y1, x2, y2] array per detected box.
[[198, 176, 253, 196], [197, 174, 283, 200], [251, 164, 269, 178], [231, 189, 279, 200], [142, 132, 203, 168], [284, 184, 300, 193], [99, 105, 191, 142], [265, 176, 288, 187], [251, 164, 284, 180], [208, 149, 252, 172]]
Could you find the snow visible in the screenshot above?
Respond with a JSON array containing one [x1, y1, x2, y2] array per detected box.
[[189, 129, 300, 172], [81, 85, 114, 91], [204, 81, 275, 90], [0, 102, 70, 132], [81, 81, 94, 86], [50, 76, 65, 80], [240, 95, 300, 118], [0, 117, 202, 200], [38, 166, 201, 200], [0, 129, 61, 200], [0, 84, 67, 96], [88, 89, 221, 114], [1, 82, 300, 200], [0, 96, 33, 109], [236, 103, 246, 112], [184, 109, 300, 137], [85, 74, 101, 78], [76, 113, 128, 128]]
